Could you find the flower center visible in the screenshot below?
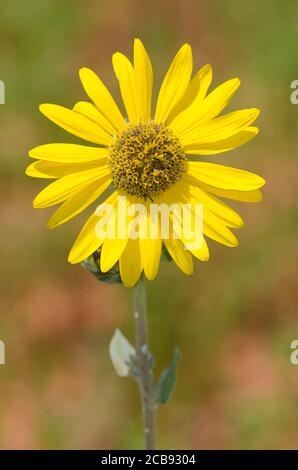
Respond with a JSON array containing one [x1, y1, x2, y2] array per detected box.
[[108, 122, 186, 200]]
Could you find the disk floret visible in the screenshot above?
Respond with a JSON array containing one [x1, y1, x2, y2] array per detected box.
[[108, 122, 186, 200]]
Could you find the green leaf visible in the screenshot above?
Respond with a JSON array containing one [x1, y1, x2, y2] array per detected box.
[[154, 348, 181, 405]]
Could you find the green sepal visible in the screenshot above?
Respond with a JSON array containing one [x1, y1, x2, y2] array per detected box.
[[81, 249, 122, 284], [161, 244, 172, 262]]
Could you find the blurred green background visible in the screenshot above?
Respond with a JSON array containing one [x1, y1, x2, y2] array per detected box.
[[0, 0, 298, 449]]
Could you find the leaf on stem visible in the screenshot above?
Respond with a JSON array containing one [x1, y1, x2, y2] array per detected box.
[[154, 348, 181, 405], [109, 329, 136, 377]]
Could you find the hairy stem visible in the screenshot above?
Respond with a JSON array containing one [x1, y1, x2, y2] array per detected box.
[[131, 274, 155, 450]]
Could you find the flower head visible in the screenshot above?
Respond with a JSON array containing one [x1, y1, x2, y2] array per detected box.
[[27, 39, 265, 287]]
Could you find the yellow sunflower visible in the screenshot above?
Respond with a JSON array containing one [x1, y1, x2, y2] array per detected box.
[[27, 39, 265, 287]]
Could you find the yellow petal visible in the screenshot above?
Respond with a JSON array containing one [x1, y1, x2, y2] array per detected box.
[[47, 176, 111, 229], [68, 213, 103, 264], [68, 191, 119, 264], [156, 184, 208, 261], [26, 159, 104, 179], [79, 67, 125, 131], [189, 237, 210, 261], [100, 237, 128, 273], [112, 52, 138, 124], [182, 202, 238, 247], [155, 44, 193, 124], [161, 180, 238, 247], [29, 143, 109, 163], [139, 203, 162, 280], [171, 78, 241, 136], [163, 238, 193, 275], [171, 205, 210, 261], [120, 238, 142, 288], [180, 108, 260, 146], [187, 161, 265, 191], [181, 197, 238, 246], [182, 177, 244, 228], [39, 104, 112, 146], [197, 184, 263, 203], [185, 127, 259, 155], [134, 39, 153, 122], [73, 101, 116, 135], [168, 64, 212, 125], [100, 195, 129, 272], [203, 207, 239, 247], [199, 77, 241, 122], [33, 166, 110, 208]]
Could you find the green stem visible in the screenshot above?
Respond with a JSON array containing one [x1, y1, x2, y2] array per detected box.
[[131, 275, 156, 450]]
